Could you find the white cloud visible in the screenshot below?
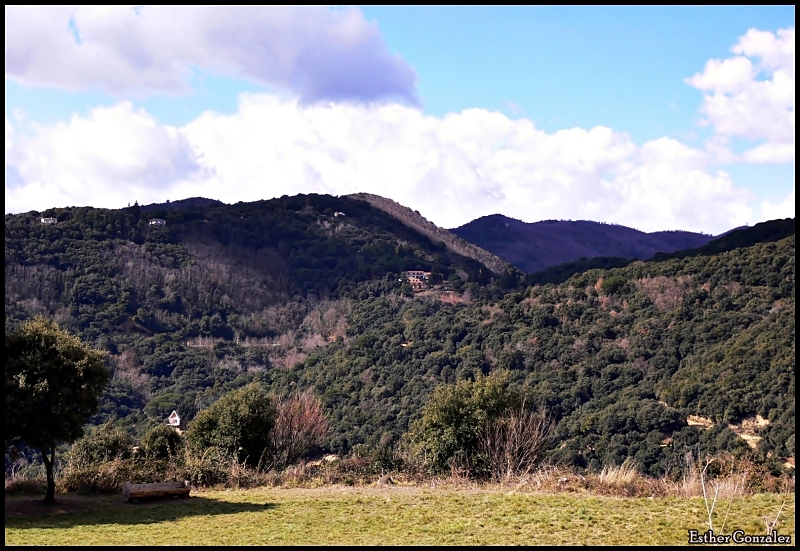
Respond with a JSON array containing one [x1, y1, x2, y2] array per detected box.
[[686, 56, 755, 94], [7, 19, 790, 234], [760, 187, 795, 221], [741, 142, 794, 164], [686, 27, 794, 164], [4, 6, 418, 104], [733, 27, 795, 76], [5, 103, 200, 212], [5, 95, 754, 234], [5, 118, 13, 152]]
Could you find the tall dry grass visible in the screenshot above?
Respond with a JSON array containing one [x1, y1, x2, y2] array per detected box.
[[6, 448, 794, 500]]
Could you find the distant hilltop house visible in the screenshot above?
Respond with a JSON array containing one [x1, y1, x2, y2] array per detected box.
[[40, 217, 57, 225], [167, 410, 182, 429], [404, 270, 431, 292], [149, 218, 167, 226], [334, 211, 346, 217], [406, 270, 431, 281]]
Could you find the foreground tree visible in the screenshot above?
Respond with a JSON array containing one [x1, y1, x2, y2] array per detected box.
[[5, 317, 109, 503]]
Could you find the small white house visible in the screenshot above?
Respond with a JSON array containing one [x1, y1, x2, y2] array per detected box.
[[149, 218, 167, 226], [167, 410, 181, 427], [334, 211, 346, 217], [40, 217, 57, 225]]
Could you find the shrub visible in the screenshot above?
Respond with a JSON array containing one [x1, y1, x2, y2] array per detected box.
[[182, 447, 232, 487], [141, 424, 184, 460], [186, 382, 276, 468], [5, 478, 47, 496], [60, 457, 172, 493], [479, 403, 553, 481], [68, 422, 134, 467], [408, 370, 521, 476]]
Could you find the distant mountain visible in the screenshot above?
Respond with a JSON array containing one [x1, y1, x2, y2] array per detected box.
[[449, 215, 715, 273], [651, 217, 795, 261], [527, 217, 796, 286]]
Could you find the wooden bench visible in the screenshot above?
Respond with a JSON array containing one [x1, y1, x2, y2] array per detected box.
[[122, 481, 191, 503]]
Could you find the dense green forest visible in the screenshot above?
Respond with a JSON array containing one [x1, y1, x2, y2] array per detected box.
[[4, 197, 795, 477], [278, 237, 794, 474]]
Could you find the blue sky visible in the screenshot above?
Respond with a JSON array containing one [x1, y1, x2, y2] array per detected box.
[[5, 6, 795, 233]]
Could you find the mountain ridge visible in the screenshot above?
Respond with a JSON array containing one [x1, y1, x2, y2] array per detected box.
[[449, 214, 718, 273], [348, 193, 516, 276], [526, 217, 796, 286]]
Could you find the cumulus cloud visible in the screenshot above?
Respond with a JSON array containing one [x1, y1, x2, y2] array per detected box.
[[4, 6, 418, 105], [686, 27, 794, 163], [5, 95, 754, 234], [5, 103, 201, 212]]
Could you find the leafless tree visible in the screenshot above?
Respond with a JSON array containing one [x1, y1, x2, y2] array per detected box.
[[270, 389, 330, 469], [479, 402, 553, 481]]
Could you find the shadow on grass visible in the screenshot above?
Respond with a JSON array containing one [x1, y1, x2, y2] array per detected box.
[[5, 494, 277, 529]]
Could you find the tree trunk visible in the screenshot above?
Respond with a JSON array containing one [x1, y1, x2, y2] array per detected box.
[[41, 447, 56, 504]]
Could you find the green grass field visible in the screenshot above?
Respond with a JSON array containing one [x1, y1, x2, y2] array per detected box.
[[5, 486, 795, 546]]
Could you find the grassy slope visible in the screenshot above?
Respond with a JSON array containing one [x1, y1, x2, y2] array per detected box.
[[5, 487, 795, 545]]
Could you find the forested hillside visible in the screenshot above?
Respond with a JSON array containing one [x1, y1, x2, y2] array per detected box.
[[4, 196, 795, 476], [276, 236, 794, 474], [5, 194, 491, 431]]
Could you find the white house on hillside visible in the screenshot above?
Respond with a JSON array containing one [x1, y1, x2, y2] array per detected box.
[[149, 218, 167, 226], [167, 410, 181, 428]]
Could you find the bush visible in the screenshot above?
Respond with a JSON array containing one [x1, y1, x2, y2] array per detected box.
[[141, 424, 184, 460], [60, 457, 172, 493], [408, 370, 521, 476], [479, 403, 553, 481], [68, 422, 134, 467], [4, 478, 47, 496], [182, 447, 232, 487], [186, 382, 276, 468]]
